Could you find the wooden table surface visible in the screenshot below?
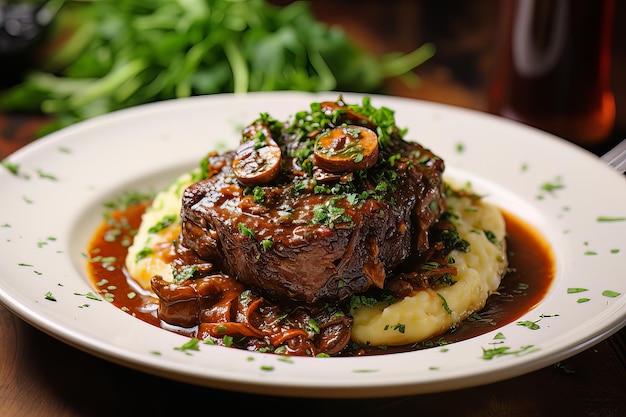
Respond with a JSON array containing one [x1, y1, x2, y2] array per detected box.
[[1, 2, 625, 416]]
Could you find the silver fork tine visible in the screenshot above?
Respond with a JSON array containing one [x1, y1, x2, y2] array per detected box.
[[613, 158, 626, 174], [600, 138, 626, 174]]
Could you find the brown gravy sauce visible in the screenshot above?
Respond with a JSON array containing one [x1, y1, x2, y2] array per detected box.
[[86, 203, 555, 355]]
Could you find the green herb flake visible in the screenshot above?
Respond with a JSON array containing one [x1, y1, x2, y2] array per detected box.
[[393, 323, 406, 333], [596, 216, 626, 222], [436, 293, 452, 314], [516, 320, 540, 330], [311, 198, 353, 228], [567, 287, 588, 294], [577, 298, 590, 303], [238, 223, 255, 239], [148, 214, 177, 233], [37, 170, 57, 180], [481, 344, 538, 360], [308, 318, 320, 334], [1, 160, 20, 175], [135, 247, 154, 262], [174, 338, 201, 354], [540, 178, 565, 194], [602, 290, 621, 298], [44, 291, 57, 302], [74, 291, 102, 301], [173, 264, 198, 282], [261, 238, 273, 252]]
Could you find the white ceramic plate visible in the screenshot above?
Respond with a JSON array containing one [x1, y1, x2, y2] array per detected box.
[[1, 92, 625, 398]]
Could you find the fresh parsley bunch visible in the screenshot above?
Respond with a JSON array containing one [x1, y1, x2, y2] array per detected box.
[[0, 0, 434, 134]]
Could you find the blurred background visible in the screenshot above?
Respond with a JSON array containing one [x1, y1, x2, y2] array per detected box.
[[304, 0, 624, 154], [1, 0, 624, 155]]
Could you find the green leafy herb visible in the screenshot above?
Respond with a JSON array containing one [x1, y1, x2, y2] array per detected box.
[[0, 0, 434, 135], [311, 197, 353, 228]]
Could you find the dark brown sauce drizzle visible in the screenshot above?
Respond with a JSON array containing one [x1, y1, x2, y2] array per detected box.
[[86, 203, 555, 355]]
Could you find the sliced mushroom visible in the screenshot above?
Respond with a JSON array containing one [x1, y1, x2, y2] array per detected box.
[[320, 101, 377, 130], [313, 125, 379, 173], [233, 121, 282, 186]]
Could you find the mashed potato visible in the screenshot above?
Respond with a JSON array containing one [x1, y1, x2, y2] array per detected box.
[[125, 170, 196, 289], [350, 183, 508, 346], [127, 175, 508, 347]]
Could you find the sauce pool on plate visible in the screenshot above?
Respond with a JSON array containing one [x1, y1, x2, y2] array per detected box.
[[86, 202, 555, 355]]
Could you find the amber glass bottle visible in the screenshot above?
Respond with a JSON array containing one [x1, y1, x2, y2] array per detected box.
[[487, 0, 615, 147]]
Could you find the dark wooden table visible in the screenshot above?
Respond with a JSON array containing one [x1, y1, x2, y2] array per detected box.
[[2, 2, 625, 416]]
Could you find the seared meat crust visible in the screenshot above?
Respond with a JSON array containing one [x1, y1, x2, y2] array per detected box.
[[180, 131, 446, 303]]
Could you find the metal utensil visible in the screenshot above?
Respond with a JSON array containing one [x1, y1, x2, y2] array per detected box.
[[600, 138, 626, 174]]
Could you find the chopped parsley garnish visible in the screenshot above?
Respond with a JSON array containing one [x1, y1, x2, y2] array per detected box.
[[238, 223, 255, 239], [436, 293, 452, 314], [261, 238, 273, 252], [135, 247, 154, 262], [596, 216, 626, 222], [481, 344, 538, 360], [148, 214, 177, 233], [311, 197, 353, 228], [1, 160, 20, 175], [174, 338, 201, 354], [173, 265, 198, 282]]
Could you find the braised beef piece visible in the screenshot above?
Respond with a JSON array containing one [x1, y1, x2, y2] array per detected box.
[[179, 121, 446, 304], [151, 275, 352, 356]]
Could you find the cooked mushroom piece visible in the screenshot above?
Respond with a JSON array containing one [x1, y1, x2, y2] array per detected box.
[[314, 125, 379, 173], [232, 137, 282, 187], [320, 101, 377, 130]]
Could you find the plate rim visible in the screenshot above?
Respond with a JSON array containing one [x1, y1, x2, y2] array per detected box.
[[1, 91, 625, 398]]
